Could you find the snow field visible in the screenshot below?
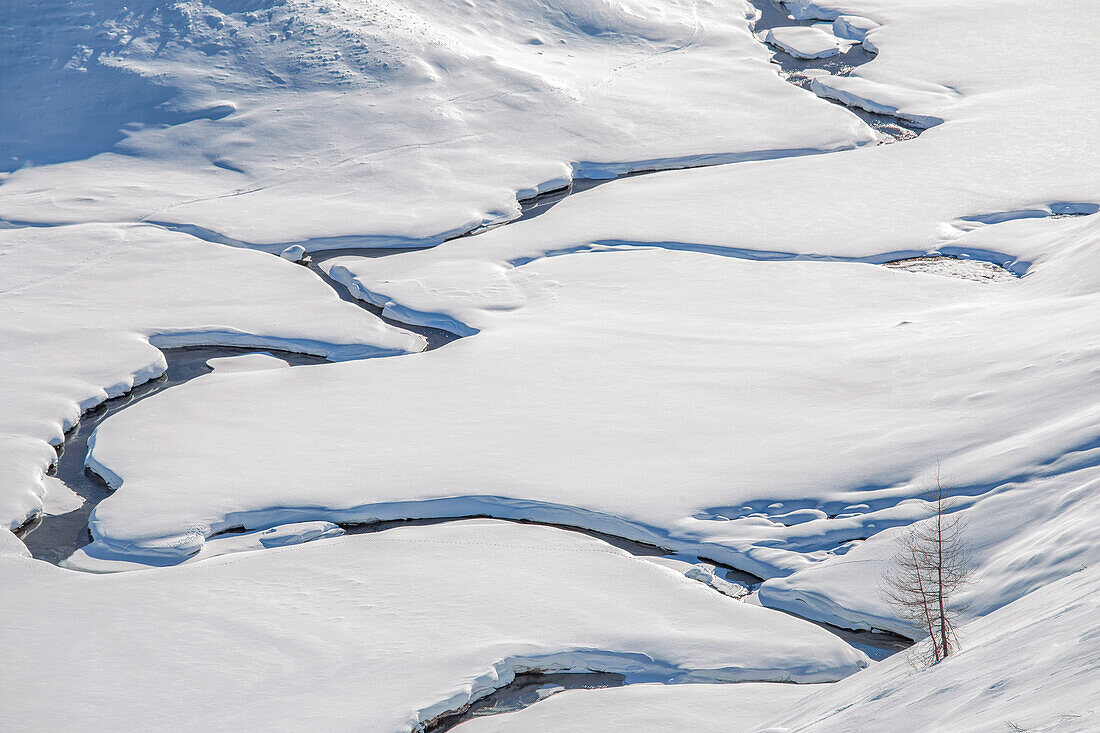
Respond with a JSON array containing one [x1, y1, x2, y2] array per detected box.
[[1, 0, 1098, 729], [81, 210, 1100, 585], [0, 0, 874, 246], [0, 222, 423, 533], [0, 521, 867, 731]]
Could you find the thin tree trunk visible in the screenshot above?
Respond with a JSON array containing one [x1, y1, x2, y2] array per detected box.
[[936, 499, 950, 658], [912, 547, 940, 661]]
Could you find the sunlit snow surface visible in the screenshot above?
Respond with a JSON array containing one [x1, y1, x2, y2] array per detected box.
[[0, 521, 867, 730], [456, 681, 819, 733], [0, 0, 874, 244], [2, 0, 1100, 729], [0, 223, 424, 531]]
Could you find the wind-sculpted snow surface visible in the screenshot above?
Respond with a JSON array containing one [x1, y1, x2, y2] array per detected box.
[[0, 223, 423, 533], [0, 521, 867, 731], [0, 0, 874, 246]]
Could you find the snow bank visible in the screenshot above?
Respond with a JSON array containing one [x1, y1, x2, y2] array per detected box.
[[62, 520, 347, 573], [781, 0, 841, 22], [40, 475, 84, 516], [0, 223, 423, 532], [206, 353, 291, 374], [0, 528, 31, 560], [278, 244, 309, 263], [84, 213, 1100, 577], [808, 75, 949, 127], [765, 27, 843, 59], [0, 521, 866, 731], [455, 681, 819, 733], [832, 15, 881, 43]]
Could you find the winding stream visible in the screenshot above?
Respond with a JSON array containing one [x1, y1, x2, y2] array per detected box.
[[750, 0, 926, 142], [13, 179, 630, 562], [15, 347, 330, 563]]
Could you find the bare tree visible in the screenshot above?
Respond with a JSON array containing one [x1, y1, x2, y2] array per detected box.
[[881, 469, 972, 664]]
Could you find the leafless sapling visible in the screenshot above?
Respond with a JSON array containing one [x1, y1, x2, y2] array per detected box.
[[881, 470, 973, 665]]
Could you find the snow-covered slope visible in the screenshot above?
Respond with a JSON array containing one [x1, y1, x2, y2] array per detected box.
[[455, 681, 819, 733], [0, 0, 872, 246], [757, 465, 1100, 636], [456, 565, 1100, 733], [770, 564, 1100, 733], [0, 521, 867, 731], [2, 0, 1099, 729]]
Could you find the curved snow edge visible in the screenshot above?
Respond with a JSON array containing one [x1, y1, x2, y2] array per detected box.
[[808, 77, 945, 129], [408, 649, 864, 732], [325, 265, 480, 337], [82, 495, 785, 577], [150, 327, 426, 360], [324, 240, 1031, 341], [6, 354, 167, 533], [13, 325, 424, 535], [757, 581, 917, 638]]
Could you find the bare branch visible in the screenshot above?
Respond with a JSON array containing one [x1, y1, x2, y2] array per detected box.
[[880, 466, 974, 665]]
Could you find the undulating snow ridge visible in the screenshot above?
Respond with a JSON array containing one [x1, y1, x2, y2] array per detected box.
[[0, 521, 868, 731], [455, 568, 1100, 732], [323, 228, 1038, 335], [0, 222, 424, 533], [326, 196, 1100, 335]]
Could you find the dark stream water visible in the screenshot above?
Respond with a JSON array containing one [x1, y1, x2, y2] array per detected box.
[[422, 672, 627, 732], [16, 346, 329, 563], [749, 0, 925, 142]]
